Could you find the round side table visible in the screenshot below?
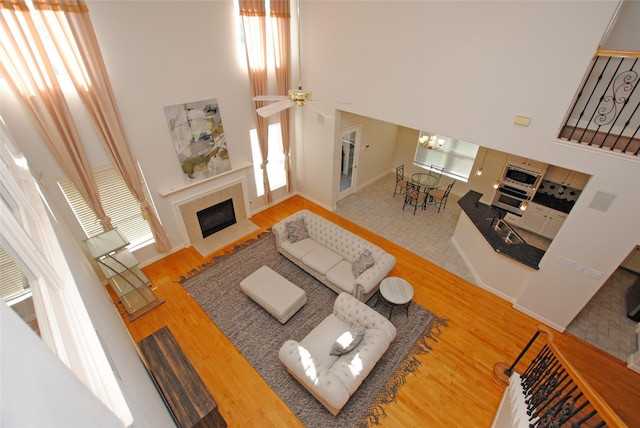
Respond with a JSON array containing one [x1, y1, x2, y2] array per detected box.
[[378, 277, 414, 320]]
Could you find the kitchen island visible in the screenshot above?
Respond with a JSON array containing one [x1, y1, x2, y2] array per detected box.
[[452, 191, 546, 303], [457, 191, 545, 269]]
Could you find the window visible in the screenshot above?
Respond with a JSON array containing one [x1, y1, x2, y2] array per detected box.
[[1, 0, 83, 92], [58, 162, 158, 248], [250, 123, 287, 196], [236, 0, 290, 198], [414, 131, 479, 182]]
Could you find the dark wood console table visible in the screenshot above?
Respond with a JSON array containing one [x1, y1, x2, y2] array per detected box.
[[138, 326, 226, 428]]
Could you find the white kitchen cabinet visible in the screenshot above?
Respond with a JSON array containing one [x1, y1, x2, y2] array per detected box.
[[539, 211, 568, 239], [543, 165, 570, 183], [519, 202, 567, 239], [566, 171, 590, 189], [543, 166, 590, 189], [504, 212, 523, 226], [520, 203, 547, 232], [507, 155, 547, 173]]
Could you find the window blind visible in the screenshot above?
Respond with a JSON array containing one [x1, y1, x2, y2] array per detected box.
[[58, 162, 157, 248], [0, 246, 29, 303], [414, 134, 479, 182]]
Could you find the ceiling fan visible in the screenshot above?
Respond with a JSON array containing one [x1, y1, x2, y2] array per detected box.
[[253, 2, 333, 119], [253, 87, 318, 118]]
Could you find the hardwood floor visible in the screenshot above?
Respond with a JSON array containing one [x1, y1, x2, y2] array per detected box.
[[122, 195, 640, 427]]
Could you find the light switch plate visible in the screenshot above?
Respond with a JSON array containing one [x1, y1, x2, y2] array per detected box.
[[556, 256, 575, 268], [586, 268, 603, 279]]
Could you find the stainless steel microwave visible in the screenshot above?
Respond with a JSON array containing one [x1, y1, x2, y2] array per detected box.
[[502, 164, 540, 188]]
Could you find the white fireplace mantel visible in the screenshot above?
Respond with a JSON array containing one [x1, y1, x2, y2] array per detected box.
[[158, 162, 252, 198]]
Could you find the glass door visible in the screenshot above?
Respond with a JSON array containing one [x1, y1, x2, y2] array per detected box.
[[338, 126, 360, 200]]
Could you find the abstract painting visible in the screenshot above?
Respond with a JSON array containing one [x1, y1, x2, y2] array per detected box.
[[164, 99, 231, 181]]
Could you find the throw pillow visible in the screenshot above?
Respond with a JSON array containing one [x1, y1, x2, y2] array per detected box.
[[330, 327, 366, 356], [352, 249, 375, 277], [286, 218, 309, 243]]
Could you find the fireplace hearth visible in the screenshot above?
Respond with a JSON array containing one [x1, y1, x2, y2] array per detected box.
[[197, 199, 236, 238]]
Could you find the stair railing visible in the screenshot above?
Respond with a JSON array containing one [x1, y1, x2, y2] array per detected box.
[[493, 325, 626, 427], [558, 49, 640, 157]]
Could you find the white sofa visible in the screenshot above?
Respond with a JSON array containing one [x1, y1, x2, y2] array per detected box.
[[272, 210, 396, 302], [279, 292, 397, 415]]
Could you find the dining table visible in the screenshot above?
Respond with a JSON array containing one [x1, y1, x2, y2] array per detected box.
[[411, 172, 441, 191]]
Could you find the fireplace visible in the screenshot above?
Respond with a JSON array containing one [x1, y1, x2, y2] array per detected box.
[[197, 198, 236, 238], [162, 167, 258, 256], [177, 182, 257, 255]]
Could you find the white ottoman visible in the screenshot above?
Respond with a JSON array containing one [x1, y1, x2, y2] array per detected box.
[[240, 265, 307, 324]]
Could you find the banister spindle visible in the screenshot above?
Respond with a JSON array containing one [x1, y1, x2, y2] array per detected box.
[[504, 330, 541, 377], [493, 326, 623, 427]]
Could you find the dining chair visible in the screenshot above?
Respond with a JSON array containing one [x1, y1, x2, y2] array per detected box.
[[403, 182, 422, 215], [421, 184, 437, 209], [425, 181, 455, 213], [393, 164, 408, 197]]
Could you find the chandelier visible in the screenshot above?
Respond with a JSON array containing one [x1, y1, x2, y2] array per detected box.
[[418, 133, 445, 150]]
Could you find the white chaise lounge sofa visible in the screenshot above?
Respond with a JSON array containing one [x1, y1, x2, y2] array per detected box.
[[272, 209, 397, 302], [279, 292, 397, 415]]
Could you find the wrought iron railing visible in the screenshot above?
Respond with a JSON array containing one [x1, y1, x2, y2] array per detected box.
[[493, 326, 625, 427], [559, 50, 640, 157]]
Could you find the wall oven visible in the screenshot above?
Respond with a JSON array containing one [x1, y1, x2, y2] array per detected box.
[[492, 184, 531, 215], [502, 164, 540, 189]]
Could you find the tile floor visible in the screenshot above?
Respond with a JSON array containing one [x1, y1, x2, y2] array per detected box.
[[336, 174, 476, 284], [567, 268, 639, 361], [335, 173, 639, 361]]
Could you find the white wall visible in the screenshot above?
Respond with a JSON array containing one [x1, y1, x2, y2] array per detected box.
[[603, 0, 640, 51], [297, 107, 337, 210], [1, 303, 125, 427], [52, 209, 176, 427], [392, 127, 420, 174]]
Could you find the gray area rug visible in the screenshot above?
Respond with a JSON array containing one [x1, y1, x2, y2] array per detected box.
[[180, 232, 447, 427]]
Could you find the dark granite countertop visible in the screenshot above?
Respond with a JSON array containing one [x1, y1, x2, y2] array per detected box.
[[532, 192, 574, 214], [457, 191, 544, 269]]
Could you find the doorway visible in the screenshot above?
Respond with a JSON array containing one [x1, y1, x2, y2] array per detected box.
[[338, 126, 360, 200]]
